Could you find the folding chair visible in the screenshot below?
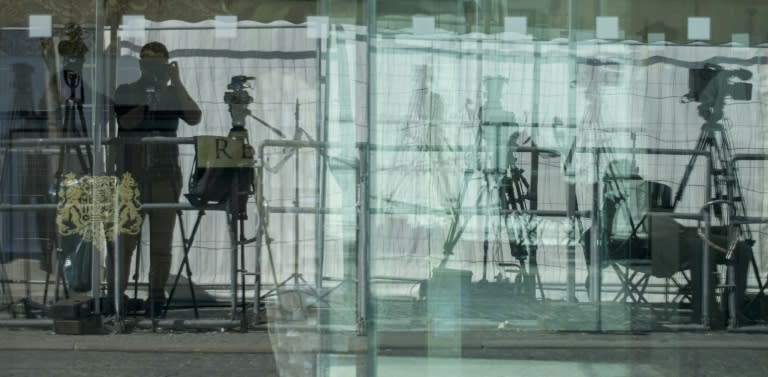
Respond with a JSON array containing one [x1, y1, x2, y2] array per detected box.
[[584, 177, 686, 306]]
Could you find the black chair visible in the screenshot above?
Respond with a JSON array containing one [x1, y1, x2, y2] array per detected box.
[[583, 176, 752, 323], [583, 179, 682, 301]]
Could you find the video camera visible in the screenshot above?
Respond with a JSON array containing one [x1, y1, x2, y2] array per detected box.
[[224, 75, 255, 101], [685, 63, 753, 103], [684, 64, 753, 123], [57, 23, 88, 86], [224, 75, 255, 128]]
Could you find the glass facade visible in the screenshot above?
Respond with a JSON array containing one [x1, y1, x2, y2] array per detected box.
[[2, 1, 768, 376]]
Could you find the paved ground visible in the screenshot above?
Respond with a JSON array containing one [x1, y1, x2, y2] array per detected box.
[[3, 273, 768, 377], [3, 326, 768, 377], [0, 350, 277, 377]]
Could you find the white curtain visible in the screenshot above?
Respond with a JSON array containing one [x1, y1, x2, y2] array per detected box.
[[369, 35, 768, 299], [112, 21, 768, 298], [116, 20, 322, 289]]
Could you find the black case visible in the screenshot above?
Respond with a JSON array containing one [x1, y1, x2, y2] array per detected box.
[[48, 298, 94, 320]]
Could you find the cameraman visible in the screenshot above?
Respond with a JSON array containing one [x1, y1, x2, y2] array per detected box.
[[108, 41, 201, 314]]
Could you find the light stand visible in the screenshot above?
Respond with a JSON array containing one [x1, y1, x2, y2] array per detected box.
[[259, 100, 321, 300], [255, 99, 353, 319]]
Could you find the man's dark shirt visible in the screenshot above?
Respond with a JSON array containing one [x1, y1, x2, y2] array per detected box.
[[113, 80, 184, 175]]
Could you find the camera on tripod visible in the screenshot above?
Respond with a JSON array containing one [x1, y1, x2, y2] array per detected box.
[[683, 63, 753, 124], [684, 63, 752, 103], [224, 75, 254, 104], [58, 23, 88, 86], [186, 76, 256, 214]]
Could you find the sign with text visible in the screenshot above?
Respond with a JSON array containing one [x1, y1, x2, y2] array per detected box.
[[195, 135, 254, 169]]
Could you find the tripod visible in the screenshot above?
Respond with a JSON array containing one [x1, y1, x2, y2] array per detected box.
[[439, 104, 543, 300], [166, 75, 272, 325], [674, 119, 751, 225], [498, 156, 543, 299], [57, 23, 91, 166], [167, 129, 257, 323], [486, 119, 542, 299], [228, 162, 257, 325], [673, 87, 762, 327], [56, 69, 92, 172], [46, 68, 92, 305], [675, 65, 755, 240]]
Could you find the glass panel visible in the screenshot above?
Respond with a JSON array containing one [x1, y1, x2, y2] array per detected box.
[[1, 2, 103, 313], [367, 0, 768, 376], [2, 1, 768, 377]]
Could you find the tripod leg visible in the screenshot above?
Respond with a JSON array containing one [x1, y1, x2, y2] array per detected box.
[[720, 131, 753, 240], [514, 175, 542, 298], [240, 217, 247, 318], [62, 101, 89, 174], [749, 258, 766, 298], [529, 242, 545, 300], [164, 211, 203, 319], [53, 248, 69, 301], [534, 257, 545, 299], [55, 110, 69, 180], [61, 269, 69, 300], [131, 231, 142, 316], [505, 177, 529, 262], [260, 208, 283, 301], [673, 131, 710, 207], [76, 100, 93, 169], [481, 235, 489, 281], [0, 144, 14, 309], [174, 167, 198, 318], [183, 222, 200, 320], [481, 190, 490, 281], [0, 250, 13, 307], [72, 146, 90, 175], [42, 270, 50, 307], [65, 100, 89, 174], [64, 99, 88, 173], [224, 178, 241, 319], [514, 178, 536, 297], [519, 186, 544, 298], [51, 122, 71, 303], [710, 138, 730, 205], [63, 99, 72, 138]]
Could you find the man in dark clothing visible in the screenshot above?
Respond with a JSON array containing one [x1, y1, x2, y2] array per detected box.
[[108, 41, 201, 313]]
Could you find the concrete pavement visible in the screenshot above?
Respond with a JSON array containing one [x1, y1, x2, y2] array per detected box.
[[4, 326, 768, 353], [3, 327, 768, 377]]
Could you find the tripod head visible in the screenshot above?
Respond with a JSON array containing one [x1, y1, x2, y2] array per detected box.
[[58, 23, 88, 90], [224, 75, 255, 128], [222, 76, 256, 169], [224, 75, 285, 138], [683, 63, 752, 125]]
